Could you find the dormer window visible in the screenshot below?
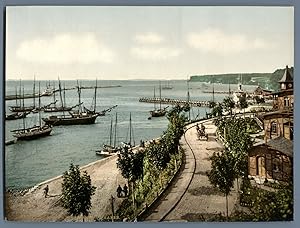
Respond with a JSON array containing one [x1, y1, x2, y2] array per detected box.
[[281, 83, 286, 90]]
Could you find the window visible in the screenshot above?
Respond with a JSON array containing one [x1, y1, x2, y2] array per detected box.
[[284, 97, 290, 107], [271, 122, 277, 133], [273, 158, 281, 172]]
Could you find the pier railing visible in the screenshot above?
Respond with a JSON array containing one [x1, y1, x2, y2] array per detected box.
[[139, 97, 210, 107]]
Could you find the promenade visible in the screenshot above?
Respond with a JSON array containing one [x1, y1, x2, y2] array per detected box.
[[145, 120, 239, 221], [5, 155, 126, 222]]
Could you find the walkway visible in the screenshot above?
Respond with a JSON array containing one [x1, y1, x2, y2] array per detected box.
[[5, 155, 127, 222], [144, 120, 240, 222]]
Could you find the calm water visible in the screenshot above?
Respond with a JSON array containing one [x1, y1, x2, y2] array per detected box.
[[5, 79, 256, 189]]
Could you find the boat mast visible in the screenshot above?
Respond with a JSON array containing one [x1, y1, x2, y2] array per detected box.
[[109, 118, 113, 146], [53, 81, 56, 107], [63, 83, 66, 108], [154, 86, 156, 111], [77, 80, 82, 113], [19, 80, 22, 108], [187, 78, 191, 121], [94, 79, 97, 113], [15, 86, 18, 106], [212, 75, 215, 103], [159, 81, 162, 110], [33, 76, 36, 109], [114, 113, 117, 148], [129, 112, 132, 146], [22, 87, 26, 130], [58, 78, 65, 117], [38, 81, 41, 126]]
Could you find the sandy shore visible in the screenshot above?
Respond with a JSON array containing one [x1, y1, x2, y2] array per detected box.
[[5, 154, 127, 222]]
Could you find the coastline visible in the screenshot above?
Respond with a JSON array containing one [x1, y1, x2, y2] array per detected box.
[[5, 153, 127, 222]]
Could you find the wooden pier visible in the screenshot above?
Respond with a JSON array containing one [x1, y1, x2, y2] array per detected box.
[[139, 97, 210, 107]]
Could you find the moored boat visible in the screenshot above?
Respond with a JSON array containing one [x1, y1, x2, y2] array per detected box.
[[11, 82, 53, 141]]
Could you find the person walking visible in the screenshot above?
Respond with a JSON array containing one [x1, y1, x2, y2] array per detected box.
[[43, 185, 49, 198], [117, 185, 123, 197], [123, 184, 128, 197]]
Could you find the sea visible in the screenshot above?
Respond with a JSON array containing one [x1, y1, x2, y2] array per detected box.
[[5, 79, 257, 190]]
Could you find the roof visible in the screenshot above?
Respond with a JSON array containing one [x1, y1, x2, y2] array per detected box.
[[267, 136, 293, 157], [272, 89, 293, 96], [278, 65, 293, 83], [261, 110, 293, 119]]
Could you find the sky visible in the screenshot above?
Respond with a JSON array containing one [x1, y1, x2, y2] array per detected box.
[[6, 6, 294, 80]]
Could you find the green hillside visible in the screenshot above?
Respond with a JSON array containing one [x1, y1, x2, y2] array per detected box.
[[189, 67, 294, 91]]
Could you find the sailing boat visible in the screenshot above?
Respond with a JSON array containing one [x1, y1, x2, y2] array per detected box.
[[41, 81, 54, 96], [11, 82, 52, 140], [96, 113, 120, 155], [150, 82, 168, 117], [162, 80, 173, 90], [83, 79, 118, 116], [6, 86, 30, 120], [121, 112, 135, 148], [44, 82, 77, 112], [9, 79, 35, 112], [42, 79, 98, 126]]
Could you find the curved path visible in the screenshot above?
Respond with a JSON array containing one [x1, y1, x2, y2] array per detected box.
[[144, 119, 239, 222]]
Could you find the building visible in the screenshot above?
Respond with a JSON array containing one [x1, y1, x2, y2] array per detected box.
[[248, 66, 293, 182]]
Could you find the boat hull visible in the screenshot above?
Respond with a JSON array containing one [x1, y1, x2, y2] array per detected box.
[[42, 114, 98, 126], [6, 112, 30, 120], [13, 126, 52, 140], [9, 106, 34, 112], [150, 109, 167, 117], [43, 107, 73, 112]]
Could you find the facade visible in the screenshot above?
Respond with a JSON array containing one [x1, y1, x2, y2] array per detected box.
[[248, 137, 293, 182], [248, 66, 293, 182]]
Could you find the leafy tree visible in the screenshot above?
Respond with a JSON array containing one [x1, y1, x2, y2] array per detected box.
[[211, 103, 223, 117], [222, 97, 235, 116], [250, 182, 293, 221], [254, 96, 265, 104], [209, 101, 217, 108], [117, 147, 144, 183], [61, 163, 96, 222], [239, 94, 248, 117], [208, 151, 236, 218]]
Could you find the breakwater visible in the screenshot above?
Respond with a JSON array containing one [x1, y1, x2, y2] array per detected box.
[[139, 97, 210, 107]]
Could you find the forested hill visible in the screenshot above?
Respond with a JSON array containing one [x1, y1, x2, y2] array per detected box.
[[189, 67, 294, 91]]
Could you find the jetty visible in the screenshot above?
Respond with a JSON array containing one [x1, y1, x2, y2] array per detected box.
[[139, 97, 210, 107], [202, 90, 233, 94]]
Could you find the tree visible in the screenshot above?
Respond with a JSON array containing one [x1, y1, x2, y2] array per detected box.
[[239, 95, 248, 117], [208, 151, 236, 218], [222, 97, 235, 116], [211, 103, 223, 117], [117, 147, 144, 216], [61, 163, 96, 222]]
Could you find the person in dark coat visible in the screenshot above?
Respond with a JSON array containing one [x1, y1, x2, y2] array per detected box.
[[123, 184, 128, 197], [43, 185, 49, 198], [117, 185, 123, 197]]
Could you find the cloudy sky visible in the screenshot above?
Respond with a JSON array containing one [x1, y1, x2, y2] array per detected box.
[[6, 6, 294, 80]]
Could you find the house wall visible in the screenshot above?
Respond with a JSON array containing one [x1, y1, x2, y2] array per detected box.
[[248, 145, 292, 182]]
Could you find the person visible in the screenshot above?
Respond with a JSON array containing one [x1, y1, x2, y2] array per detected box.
[[201, 123, 205, 133], [196, 124, 200, 132], [43, 185, 49, 198], [117, 185, 123, 197], [123, 184, 128, 197]]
